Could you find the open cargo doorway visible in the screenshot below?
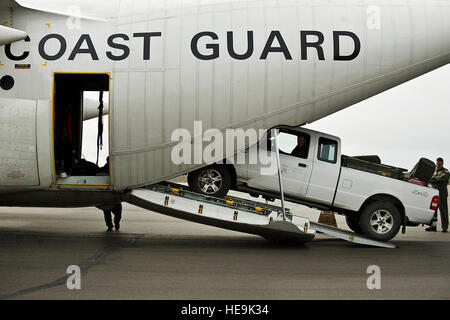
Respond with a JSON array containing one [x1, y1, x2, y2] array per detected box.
[[53, 73, 111, 186]]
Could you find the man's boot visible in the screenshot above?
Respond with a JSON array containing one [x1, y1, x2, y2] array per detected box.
[[114, 218, 120, 231]]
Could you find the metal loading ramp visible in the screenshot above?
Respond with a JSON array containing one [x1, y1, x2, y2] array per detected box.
[[310, 222, 395, 248], [124, 183, 395, 249]]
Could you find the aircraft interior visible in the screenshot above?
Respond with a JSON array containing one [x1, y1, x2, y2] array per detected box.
[[53, 73, 111, 185]]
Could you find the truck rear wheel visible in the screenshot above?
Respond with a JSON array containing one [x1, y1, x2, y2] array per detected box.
[[359, 201, 401, 241], [187, 165, 232, 198]]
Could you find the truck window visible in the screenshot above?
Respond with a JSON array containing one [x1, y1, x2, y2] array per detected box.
[[318, 137, 337, 163], [277, 130, 310, 159]]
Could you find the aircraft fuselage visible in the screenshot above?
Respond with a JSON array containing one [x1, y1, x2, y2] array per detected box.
[[0, 0, 449, 208]]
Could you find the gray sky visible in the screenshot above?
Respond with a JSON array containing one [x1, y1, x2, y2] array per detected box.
[[305, 64, 450, 171]]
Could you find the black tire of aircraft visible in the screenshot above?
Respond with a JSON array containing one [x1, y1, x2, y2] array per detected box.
[[359, 201, 402, 242], [188, 165, 232, 199]]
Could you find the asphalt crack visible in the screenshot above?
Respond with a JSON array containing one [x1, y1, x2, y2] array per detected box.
[[0, 234, 144, 300]]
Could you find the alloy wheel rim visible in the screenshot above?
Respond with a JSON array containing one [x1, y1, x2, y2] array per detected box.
[[198, 169, 223, 194], [370, 209, 394, 234]]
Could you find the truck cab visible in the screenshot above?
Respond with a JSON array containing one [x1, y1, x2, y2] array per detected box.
[[245, 127, 341, 206]]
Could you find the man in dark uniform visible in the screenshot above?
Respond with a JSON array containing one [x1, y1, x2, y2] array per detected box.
[[426, 157, 449, 232], [103, 203, 122, 232], [98, 157, 122, 232], [291, 134, 309, 159]]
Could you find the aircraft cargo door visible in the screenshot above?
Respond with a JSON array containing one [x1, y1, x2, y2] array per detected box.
[[52, 73, 111, 186], [0, 98, 39, 186]]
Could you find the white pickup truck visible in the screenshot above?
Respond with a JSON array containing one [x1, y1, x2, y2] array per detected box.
[[187, 127, 440, 241]]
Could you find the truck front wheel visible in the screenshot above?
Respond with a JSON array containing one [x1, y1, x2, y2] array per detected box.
[[359, 201, 401, 242], [187, 165, 232, 198]]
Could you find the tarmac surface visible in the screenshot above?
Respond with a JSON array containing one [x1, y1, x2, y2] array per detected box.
[[0, 188, 449, 300]]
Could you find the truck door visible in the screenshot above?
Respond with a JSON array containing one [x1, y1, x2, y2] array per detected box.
[[247, 129, 314, 198], [305, 137, 341, 205]]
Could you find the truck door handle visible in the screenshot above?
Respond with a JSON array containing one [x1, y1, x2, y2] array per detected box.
[[298, 163, 307, 168]]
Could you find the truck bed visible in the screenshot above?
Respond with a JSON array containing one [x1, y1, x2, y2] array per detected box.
[[341, 155, 408, 180]]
